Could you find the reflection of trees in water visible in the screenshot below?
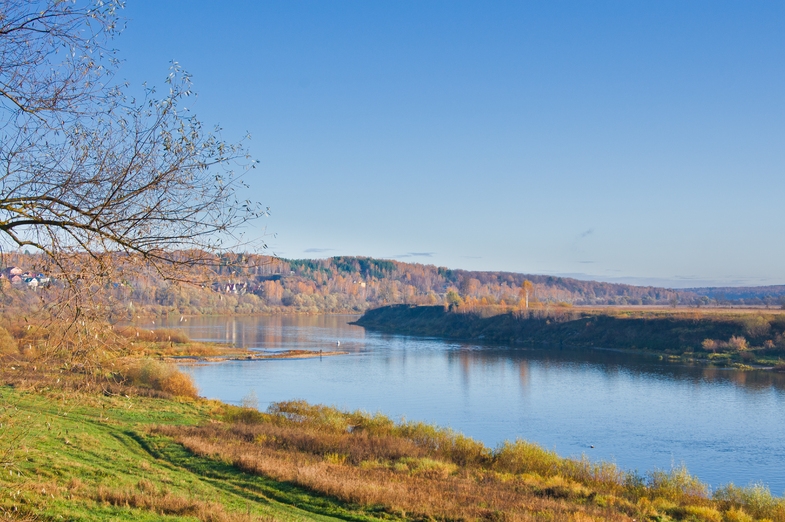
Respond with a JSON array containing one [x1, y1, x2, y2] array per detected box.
[[444, 343, 785, 393], [446, 348, 531, 391], [169, 316, 785, 392], [518, 359, 529, 388], [174, 315, 365, 352], [697, 366, 785, 389], [460, 351, 472, 385]]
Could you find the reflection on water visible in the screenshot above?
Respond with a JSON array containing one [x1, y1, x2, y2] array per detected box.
[[448, 343, 785, 392], [165, 314, 785, 494], [166, 314, 367, 353]]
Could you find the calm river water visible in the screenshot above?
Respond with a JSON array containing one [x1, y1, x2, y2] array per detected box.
[[166, 314, 785, 494]]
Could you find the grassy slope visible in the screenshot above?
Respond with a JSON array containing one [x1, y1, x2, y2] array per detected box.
[[0, 387, 399, 521], [1, 385, 784, 521]]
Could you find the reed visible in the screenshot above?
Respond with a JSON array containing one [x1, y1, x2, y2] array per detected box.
[[156, 400, 785, 522]]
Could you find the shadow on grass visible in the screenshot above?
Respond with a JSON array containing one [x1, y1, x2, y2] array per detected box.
[[129, 430, 400, 522]]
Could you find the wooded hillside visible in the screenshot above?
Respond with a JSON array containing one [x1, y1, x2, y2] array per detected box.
[[1, 252, 783, 316]]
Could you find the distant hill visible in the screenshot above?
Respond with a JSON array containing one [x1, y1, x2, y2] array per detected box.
[[684, 286, 785, 306], [1, 252, 782, 315]]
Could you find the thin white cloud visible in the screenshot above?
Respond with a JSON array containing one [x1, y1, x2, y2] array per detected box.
[[393, 252, 436, 259]]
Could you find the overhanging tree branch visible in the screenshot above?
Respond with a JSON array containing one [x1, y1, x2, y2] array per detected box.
[[0, 0, 266, 306]]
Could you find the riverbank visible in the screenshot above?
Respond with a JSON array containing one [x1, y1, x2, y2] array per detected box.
[[353, 305, 785, 368], [2, 379, 784, 521], [2, 321, 784, 520]]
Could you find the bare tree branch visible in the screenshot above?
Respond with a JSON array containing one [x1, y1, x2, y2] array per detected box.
[[0, 1, 266, 309]]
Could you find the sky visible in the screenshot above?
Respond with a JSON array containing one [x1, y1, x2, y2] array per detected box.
[[115, 1, 784, 288]]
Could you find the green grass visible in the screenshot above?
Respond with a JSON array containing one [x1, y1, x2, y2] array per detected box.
[[0, 387, 401, 521], [2, 376, 784, 521], [2, 385, 784, 521]]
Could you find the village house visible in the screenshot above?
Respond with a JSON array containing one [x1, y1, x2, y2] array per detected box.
[[1, 267, 50, 288]]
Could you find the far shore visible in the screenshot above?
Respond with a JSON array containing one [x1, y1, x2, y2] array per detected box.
[[120, 304, 785, 324], [354, 304, 785, 371]]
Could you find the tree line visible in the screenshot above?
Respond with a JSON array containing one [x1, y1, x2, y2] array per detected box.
[[4, 252, 783, 318]]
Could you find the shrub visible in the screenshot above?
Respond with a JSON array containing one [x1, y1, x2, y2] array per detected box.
[[647, 465, 708, 503], [269, 400, 351, 432], [443, 432, 489, 466], [387, 420, 489, 465], [223, 405, 269, 425], [493, 440, 562, 477], [159, 371, 199, 399], [683, 505, 723, 522], [349, 411, 396, 435], [742, 316, 771, 338], [394, 421, 443, 449], [727, 336, 749, 351], [563, 456, 625, 489], [714, 483, 784, 520], [119, 359, 199, 398], [702, 339, 718, 352]]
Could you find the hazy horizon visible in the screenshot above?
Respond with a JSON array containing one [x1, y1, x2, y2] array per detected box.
[[266, 253, 785, 290]]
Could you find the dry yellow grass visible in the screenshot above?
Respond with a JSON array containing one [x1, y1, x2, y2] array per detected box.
[[117, 326, 190, 344], [149, 401, 785, 522], [95, 483, 262, 522], [161, 425, 633, 521]]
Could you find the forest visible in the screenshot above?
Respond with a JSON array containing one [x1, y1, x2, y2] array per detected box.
[[2, 252, 784, 318]]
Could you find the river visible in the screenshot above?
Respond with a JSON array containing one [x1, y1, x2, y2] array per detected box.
[[165, 314, 785, 494]]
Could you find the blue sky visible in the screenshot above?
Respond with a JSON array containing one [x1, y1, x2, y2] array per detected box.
[[116, 1, 783, 288]]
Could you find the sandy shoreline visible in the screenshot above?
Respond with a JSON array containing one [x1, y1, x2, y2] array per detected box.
[[167, 349, 349, 364]]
